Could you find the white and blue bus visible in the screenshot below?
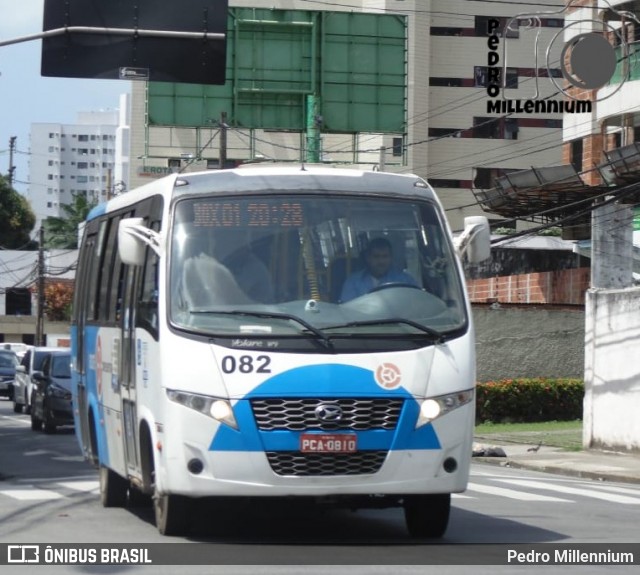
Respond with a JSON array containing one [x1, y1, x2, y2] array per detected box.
[[71, 166, 489, 536]]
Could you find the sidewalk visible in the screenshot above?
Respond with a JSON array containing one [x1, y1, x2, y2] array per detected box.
[[473, 436, 640, 485]]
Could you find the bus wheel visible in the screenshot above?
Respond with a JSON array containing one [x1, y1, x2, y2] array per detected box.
[[128, 487, 152, 508], [99, 466, 128, 508], [154, 492, 190, 536], [403, 494, 451, 539]]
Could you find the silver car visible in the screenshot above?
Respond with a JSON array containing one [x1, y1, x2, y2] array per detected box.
[[12, 347, 60, 414]]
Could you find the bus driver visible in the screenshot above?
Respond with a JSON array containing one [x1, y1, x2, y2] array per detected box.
[[340, 237, 418, 302]]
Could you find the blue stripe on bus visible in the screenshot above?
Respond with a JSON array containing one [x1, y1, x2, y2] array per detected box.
[[210, 364, 440, 452], [86, 203, 107, 221], [72, 325, 109, 467]]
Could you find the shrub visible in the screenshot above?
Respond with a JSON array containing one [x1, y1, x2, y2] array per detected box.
[[475, 378, 583, 424]]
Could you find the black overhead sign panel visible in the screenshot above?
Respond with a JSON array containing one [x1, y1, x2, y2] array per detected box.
[[41, 0, 228, 84]]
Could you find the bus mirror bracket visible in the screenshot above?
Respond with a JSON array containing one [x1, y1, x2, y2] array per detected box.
[[118, 217, 162, 266], [454, 216, 490, 264]]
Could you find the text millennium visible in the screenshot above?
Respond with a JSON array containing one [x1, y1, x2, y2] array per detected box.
[[486, 99, 592, 114]]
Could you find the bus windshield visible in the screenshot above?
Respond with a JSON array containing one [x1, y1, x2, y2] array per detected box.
[[169, 194, 466, 340]]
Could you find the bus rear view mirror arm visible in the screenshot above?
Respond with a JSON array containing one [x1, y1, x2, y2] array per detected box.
[[454, 216, 491, 264], [118, 217, 162, 266]]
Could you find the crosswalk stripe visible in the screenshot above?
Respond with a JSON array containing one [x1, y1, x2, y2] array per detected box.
[[56, 481, 99, 493], [467, 482, 573, 502], [452, 493, 473, 499], [587, 483, 640, 497], [0, 487, 63, 501], [495, 479, 640, 504]]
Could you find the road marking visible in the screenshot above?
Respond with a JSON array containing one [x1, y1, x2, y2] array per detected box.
[[0, 415, 31, 425], [452, 493, 473, 499], [467, 482, 572, 502], [23, 450, 56, 456], [52, 456, 85, 462], [495, 479, 640, 504], [57, 481, 99, 493], [0, 486, 63, 501]]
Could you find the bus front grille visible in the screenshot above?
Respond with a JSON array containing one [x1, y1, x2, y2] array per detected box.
[[265, 451, 388, 476], [251, 398, 403, 431]]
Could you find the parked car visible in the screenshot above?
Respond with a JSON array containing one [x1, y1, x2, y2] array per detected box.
[[13, 346, 59, 414], [30, 350, 73, 434], [0, 349, 19, 399], [2, 343, 30, 361]]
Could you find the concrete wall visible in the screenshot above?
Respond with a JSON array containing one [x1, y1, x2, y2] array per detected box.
[[473, 305, 585, 382], [584, 288, 640, 453]]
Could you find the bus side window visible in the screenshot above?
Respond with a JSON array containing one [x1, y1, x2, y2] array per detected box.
[[136, 196, 163, 339]]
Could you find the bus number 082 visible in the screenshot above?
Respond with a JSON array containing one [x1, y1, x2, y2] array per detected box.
[[221, 355, 271, 374]]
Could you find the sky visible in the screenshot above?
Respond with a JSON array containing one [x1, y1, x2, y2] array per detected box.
[[0, 0, 131, 196]]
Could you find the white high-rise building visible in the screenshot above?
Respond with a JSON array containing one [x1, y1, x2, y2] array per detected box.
[[27, 94, 131, 231]]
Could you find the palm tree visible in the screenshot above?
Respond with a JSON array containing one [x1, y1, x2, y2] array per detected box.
[[44, 192, 97, 248]]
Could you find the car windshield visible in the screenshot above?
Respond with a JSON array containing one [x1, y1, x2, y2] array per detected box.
[[34, 352, 50, 371], [169, 194, 466, 340], [51, 355, 71, 378], [0, 352, 18, 368]]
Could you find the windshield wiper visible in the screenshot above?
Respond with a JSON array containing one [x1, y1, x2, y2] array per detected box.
[[189, 309, 334, 350], [324, 318, 445, 343]]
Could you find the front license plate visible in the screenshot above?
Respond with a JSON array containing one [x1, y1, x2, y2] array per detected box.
[[300, 434, 357, 453]]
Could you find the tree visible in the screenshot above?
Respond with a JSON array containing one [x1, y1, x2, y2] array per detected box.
[[0, 175, 36, 249], [44, 192, 97, 249], [44, 281, 74, 321]]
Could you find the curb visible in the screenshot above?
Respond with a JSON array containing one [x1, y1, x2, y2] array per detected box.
[[474, 456, 640, 485]]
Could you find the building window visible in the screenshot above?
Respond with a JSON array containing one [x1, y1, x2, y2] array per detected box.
[[474, 167, 513, 189], [475, 16, 519, 38], [77, 176, 88, 183], [392, 137, 403, 156], [430, 27, 465, 36], [429, 77, 464, 87], [77, 162, 88, 169], [78, 135, 89, 142], [474, 66, 518, 88], [5, 288, 31, 315], [571, 139, 583, 173]]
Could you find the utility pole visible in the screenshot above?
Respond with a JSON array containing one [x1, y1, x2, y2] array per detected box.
[[36, 226, 46, 346], [107, 167, 113, 200], [590, 198, 633, 289], [8, 136, 16, 186], [219, 111, 227, 169]]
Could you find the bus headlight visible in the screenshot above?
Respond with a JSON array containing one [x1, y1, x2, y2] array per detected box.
[[209, 400, 238, 429], [416, 389, 474, 428], [166, 390, 238, 429]]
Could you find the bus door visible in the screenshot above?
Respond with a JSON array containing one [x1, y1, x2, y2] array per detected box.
[[75, 228, 98, 462], [120, 264, 141, 476]]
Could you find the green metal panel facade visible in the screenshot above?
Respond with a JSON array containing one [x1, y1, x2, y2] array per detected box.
[[147, 8, 406, 133]]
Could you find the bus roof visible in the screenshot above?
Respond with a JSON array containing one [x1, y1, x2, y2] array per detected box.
[[86, 166, 437, 221]]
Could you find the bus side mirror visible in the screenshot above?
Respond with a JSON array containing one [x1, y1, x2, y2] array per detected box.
[[454, 216, 491, 264], [118, 218, 162, 266]]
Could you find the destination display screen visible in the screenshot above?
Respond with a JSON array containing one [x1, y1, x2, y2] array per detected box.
[[192, 200, 305, 228]]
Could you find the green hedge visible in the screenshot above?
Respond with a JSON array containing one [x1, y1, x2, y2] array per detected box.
[[475, 378, 584, 424]]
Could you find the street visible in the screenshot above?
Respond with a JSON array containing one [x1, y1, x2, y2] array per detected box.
[[1, 398, 639, 572]]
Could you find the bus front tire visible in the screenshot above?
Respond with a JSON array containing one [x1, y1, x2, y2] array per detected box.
[[403, 493, 451, 539], [99, 466, 128, 508], [154, 493, 190, 536]]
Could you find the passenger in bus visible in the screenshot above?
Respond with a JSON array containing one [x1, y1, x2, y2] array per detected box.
[[340, 237, 418, 302], [180, 228, 274, 308], [221, 244, 275, 304]]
